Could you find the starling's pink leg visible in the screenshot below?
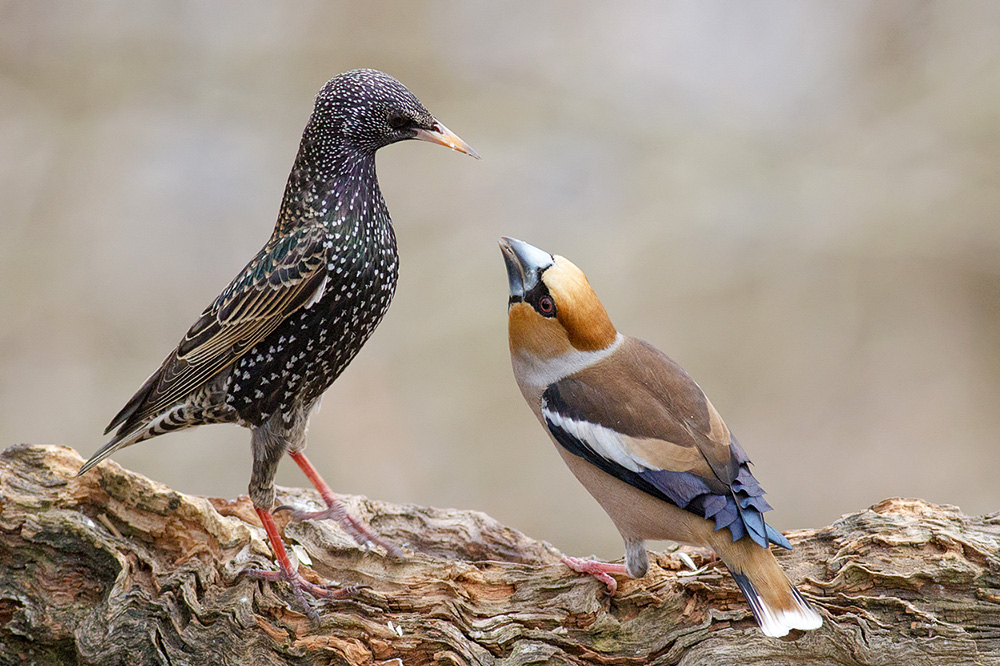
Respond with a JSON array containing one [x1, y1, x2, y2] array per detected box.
[[286, 451, 402, 557], [561, 555, 629, 595], [246, 507, 362, 616]]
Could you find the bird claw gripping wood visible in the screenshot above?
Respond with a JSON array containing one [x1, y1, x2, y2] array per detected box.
[[274, 501, 403, 559], [281, 451, 405, 558], [245, 566, 367, 624], [250, 506, 372, 622], [561, 555, 628, 596]]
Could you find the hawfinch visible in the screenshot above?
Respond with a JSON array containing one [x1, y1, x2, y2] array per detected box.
[[499, 236, 822, 638]]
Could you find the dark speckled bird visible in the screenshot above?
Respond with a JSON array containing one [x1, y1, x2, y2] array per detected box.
[[79, 69, 478, 603]]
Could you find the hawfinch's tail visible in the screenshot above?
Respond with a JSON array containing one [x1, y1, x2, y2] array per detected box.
[[718, 537, 823, 637]]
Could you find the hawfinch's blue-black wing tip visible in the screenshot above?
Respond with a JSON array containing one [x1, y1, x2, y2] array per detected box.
[[766, 524, 793, 550], [707, 464, 791, 550]]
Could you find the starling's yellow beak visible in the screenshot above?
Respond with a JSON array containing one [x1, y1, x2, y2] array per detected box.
[[415, 120, 481, 159]]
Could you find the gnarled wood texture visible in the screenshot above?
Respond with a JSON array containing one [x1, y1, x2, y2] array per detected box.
[[0, 444, 997, 665]]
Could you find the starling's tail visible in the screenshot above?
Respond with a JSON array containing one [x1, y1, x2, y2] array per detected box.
[[103, 365, 163, 436], [79, 398, 221, 475], [82, 365, 169, 475], [82, 371, 236, 476], [77, 425, 149, 476]]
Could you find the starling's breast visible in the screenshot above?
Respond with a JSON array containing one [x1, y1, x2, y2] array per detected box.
[[227, 214, 399, 427]]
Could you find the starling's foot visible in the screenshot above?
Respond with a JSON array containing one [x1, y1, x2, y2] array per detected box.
[[286, 450, 402, 558], [561, 555, 628, 595], [252, 506, 366, 622], [246, 566, 365, 625], [285, 503, 403, 559], [246, 566, 364, 599]]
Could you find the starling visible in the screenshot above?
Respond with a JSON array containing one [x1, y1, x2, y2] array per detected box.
[[79, 69, 479, 603]]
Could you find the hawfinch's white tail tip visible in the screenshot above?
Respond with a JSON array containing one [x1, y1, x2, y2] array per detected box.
[[732, 570, 823, 637]]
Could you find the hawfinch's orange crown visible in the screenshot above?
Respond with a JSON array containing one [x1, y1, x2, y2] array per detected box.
[[499, 237, 617, 360]]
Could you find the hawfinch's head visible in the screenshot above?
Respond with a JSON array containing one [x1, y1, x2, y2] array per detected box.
[[499, 237, 617, 361]]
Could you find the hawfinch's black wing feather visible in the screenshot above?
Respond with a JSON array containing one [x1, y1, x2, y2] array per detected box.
[[541, 337, 790, 550], [106, 225, 329, 436]]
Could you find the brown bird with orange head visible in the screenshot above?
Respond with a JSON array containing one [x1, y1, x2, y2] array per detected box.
[[499, 237, 822, 638]]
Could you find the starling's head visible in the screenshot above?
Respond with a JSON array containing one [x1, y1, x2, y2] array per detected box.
[[500, 237, 618, 369], [312, 69, 478, 158]]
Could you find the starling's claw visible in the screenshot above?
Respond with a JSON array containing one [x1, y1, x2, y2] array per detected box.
[[290, 506, 366, 540], [250, 505, 365, 625], [290, 505, 402, 558], [282, 453, 403, 559], [246, 566, 363, 626], [245, 566, 358, 598], [381, 540, 405, 560], [320, 582, 370, 594], [245, 564, 360, 624]]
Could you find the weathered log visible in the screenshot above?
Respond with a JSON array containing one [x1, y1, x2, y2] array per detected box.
[[0, 444, 997, 665]]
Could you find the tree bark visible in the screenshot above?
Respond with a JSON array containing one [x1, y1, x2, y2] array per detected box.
[[0, 444, 997, 665]]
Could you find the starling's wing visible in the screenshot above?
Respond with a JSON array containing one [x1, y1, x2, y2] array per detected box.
[[541, 337, 790, 550], [105, 225, 330, 435]]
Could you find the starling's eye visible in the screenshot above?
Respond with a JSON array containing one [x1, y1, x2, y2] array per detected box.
[[538, 296, 556, 316], [387, 111, 410, 130]]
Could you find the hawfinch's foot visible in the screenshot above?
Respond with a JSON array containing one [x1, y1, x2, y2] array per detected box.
[[561, 555, 629, 595]]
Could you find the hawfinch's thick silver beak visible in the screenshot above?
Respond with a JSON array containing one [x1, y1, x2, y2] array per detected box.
[[499, 236, 554, 299]]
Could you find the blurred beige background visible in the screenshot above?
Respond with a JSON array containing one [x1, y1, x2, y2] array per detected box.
[[1, 1, 999, 561]]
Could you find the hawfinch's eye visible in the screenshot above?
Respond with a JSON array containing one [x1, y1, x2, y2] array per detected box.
[[538, 296, 556, 316]]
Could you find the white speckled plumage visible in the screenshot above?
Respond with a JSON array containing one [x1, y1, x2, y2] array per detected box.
[[81, 69, 478, 514], [80, 69, 477, 608]]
